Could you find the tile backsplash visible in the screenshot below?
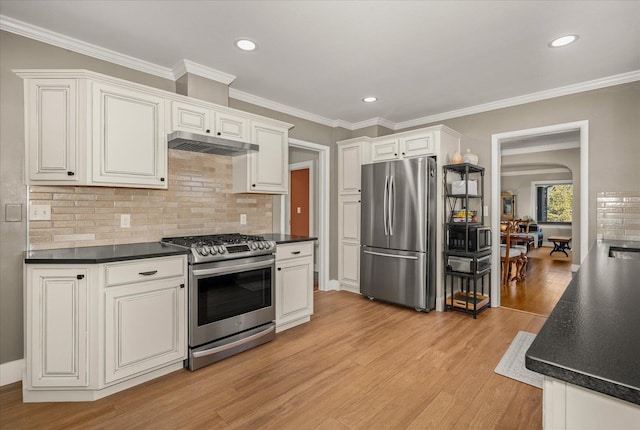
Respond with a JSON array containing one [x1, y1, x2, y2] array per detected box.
[[28, 150, 273, 250], [596, 191, 640, 241]]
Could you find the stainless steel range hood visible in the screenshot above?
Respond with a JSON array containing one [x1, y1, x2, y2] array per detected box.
[[167, 131, 258, 156]]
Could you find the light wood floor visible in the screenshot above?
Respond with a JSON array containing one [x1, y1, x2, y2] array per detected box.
[[1, 291, 546, 430], [500, 246, 573, 316]]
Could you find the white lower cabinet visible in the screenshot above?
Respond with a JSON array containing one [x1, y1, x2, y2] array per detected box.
[[275, 241, 314, 332], [23, 255, 187, 402], [26, 268, 89, 388], [104, 278, 186, 384]]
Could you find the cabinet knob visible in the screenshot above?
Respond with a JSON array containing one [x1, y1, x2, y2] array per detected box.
[[252, 184, 256, 187], [67, 171, 75, 176], [76, 274, 84, 280], [358, 189, 361, 192], [277, 267, 281, 271], [205, 129, 211, 133], [160, 177, 165, 182], [217, 132, 221, 136], [402, 152, 405, 155], [180, 283, 185, 289], [358, 200, 361, 203], [394, 153, 398, 156]]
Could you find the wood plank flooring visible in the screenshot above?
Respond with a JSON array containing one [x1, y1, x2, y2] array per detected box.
[[500, 246, 573, 316], [1, 291, 547, 430]]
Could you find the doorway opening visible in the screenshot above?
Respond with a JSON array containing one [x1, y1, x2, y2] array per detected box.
[[279, 138, 330, 292], [490, 121, 589, 309]]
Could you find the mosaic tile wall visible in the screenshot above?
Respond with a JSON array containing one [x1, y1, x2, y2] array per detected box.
[[28, 149, 273, 250], [596, 191, 640, 241]]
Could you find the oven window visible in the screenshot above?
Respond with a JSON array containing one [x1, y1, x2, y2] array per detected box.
[[197, 267, 272, 326]]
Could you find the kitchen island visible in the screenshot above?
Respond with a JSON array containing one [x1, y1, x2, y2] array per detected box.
[[526, 239, 640, 428]]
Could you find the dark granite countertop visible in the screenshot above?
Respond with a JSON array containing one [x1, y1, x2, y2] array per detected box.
[[25, 242, 188, 264], [526, 240, 640, 405], [262, 234, 317, 244]]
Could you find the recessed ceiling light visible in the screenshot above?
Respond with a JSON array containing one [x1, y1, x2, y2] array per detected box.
[[236, 39, 256, 51], [548, 34, 579, 48], [362, 96, 377, 103]]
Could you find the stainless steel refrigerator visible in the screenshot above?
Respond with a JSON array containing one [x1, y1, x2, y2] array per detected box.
[[360, 156, 437, 311]]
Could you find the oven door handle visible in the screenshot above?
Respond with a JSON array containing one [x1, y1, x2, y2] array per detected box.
[[191, 258, 275, 277], [191, 324, 276, 358]]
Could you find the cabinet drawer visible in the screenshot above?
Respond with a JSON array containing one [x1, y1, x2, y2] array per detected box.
[[276, 241, 314, 261], [104, 256, 186, 287]]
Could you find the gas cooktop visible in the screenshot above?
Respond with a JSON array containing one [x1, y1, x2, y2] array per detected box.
[[161, 233, 275, 264]]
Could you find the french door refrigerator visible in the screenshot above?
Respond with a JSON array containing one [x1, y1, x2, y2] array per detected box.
[[360, 156, 437, 311]]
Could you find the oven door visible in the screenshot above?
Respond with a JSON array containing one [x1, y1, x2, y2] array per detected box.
[[189, 254, 275, 348]]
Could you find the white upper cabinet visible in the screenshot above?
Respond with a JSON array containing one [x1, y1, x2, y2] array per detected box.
[[400, 132, 434, 158], [233, 121, 289, 194], [91, 82, 167, 188], [371, 138, 399, 162], [338, 141, 362, 195], [170, 101, 250, 143], [24, 79, 82, 183]]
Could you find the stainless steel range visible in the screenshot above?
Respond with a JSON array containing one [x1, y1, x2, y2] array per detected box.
[[161, 233, 276, 370]]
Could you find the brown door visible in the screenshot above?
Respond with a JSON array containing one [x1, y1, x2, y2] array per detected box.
[[290, 168, 310, 236]]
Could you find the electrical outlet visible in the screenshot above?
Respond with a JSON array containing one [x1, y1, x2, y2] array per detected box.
[[30, 204, 51, 221], [484, 205, 489, 216], [120, 214, 131, 228], [240, 213, 247, 225]]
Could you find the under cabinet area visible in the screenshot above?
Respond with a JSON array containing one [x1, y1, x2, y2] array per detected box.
[[23, 253, 188, 402], [275, 241, 314, 332]]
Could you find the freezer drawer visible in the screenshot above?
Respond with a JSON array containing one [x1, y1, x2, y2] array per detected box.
[[360, 246, 434, 311]]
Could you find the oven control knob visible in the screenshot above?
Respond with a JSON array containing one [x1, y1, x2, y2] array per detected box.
[[257, 242, 264, 249], [214, 245, 222, 254], [250, 242, 257, 250], [197, 247, 209, 256], [208, 246, 217, 255]]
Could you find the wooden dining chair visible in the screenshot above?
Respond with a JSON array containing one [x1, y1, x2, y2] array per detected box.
[[500, 220, 527, 287]]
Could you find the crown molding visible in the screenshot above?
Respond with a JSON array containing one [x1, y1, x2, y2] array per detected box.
[[0, 15, 175, 80], [3, 13, 638, 133], [172, 59, 236, 84], [228, 88, 339, 128], [393, 70, 640, 131]]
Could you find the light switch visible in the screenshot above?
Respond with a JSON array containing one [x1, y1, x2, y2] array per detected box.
[[5, 204, 22, 222], [240, 213, 247, 225], [30, 204, 51, 221]]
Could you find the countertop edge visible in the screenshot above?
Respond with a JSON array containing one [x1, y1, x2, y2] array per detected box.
[[525, 355, 640, 405], [24, 243, 189, 264], [261, 234, 317, 244]]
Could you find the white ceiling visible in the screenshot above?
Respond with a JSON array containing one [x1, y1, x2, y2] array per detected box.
[[1, 1, 639, 129]]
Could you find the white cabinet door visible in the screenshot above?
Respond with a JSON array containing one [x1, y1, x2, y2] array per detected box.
[[339, 195, 361, 242], [171, 101, 212, 134], [25, 79, 80, 183], [371, 138, 399, 162], [27, 268, 88, 387], [92, 82, 167, 188], [339, 241, 360, 290], [338, 142, 362, 195], [104, 278, 186, 384], [215, 111, 250, 143], [234, 121, 288, 194], [400, 133, 434, 158], [275, 241, 314, 331], [276, 257, 313, 322]]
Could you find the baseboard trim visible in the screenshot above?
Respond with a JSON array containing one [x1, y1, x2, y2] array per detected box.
[[1, 359, 24, 386], [327, 279, 341, 291]]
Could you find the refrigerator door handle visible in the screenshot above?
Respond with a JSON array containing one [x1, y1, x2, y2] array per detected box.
[[363, 250, 419, 260], [389, 175, 394, 236], [383, 175, 389, 236]]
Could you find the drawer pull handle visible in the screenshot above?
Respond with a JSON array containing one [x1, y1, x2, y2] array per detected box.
[[139, 270, 158, 276], [291, 251, 301, 255]]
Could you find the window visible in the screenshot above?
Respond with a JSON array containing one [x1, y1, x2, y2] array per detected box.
[[534, 182, 573, 223]]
